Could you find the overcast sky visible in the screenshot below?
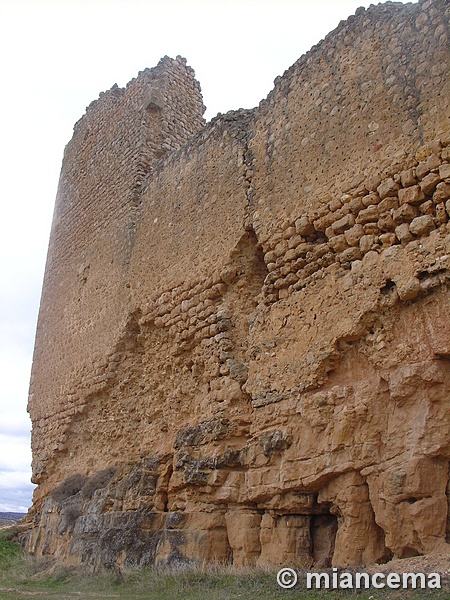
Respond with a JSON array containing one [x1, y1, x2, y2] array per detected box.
[[0, 0, 417, 513]]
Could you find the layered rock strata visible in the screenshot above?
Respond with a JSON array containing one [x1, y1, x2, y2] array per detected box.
[[25, 0, 450, 570]]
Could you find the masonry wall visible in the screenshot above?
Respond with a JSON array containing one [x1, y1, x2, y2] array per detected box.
[[28, 56, 205, 489], [25, 0, 450, 570], [246, 0, 450, 390], [251, 0, 449, 238]]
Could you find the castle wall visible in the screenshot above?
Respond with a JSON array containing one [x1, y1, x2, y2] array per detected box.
[[25, 0, 450, 570], [245, 0, 450, 397], [28, 56, 205, 490], [250, 0, 449, 240]]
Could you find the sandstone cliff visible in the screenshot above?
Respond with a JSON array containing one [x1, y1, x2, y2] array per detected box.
[[25, 0, 450, 570]]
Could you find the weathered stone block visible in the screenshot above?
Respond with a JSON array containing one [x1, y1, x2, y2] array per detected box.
[[378, 212, 395, 232], [295, 216, 314, 236], [435, 203, 447, 225], [332, 213, 355, 234], [394, 223, 413, 243], [288, 234, 305, 250], [329, 235, 348, 252], [344, 224, 364, 246], [397, 278, 420, 301], [398, 185, 424, 205], [377, 178, 399, 199], [340, 246, 363, 262], [433, 182, 450, 203], [378, 196, 399, 213], [393, 203, 418, 224], [362, 192, 380, 207], [400, 168, 417, 188], [379, 232, 398, 248], [409, 215, 434, 237], [359, 234, 375, 254], [356, 205, 379, 225], [420, 172, 440, 195], [416, 154, 441, 179], [439, 163, 450, 180], [419, 200, 434, 215]]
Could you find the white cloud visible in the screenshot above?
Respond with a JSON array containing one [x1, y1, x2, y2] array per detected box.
[[0, 472, 35, 514]]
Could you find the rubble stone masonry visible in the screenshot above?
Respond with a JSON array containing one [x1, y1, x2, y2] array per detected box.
[[25, 0, 450, 570]]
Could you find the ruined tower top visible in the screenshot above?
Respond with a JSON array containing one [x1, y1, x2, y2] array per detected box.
[[29, 56, 205, 483]]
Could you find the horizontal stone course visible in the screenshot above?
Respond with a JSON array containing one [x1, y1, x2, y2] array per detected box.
[[260, 136, 449, 302]]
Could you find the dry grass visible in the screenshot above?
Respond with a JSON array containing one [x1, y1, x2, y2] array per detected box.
[[0, 529, 449, 599]]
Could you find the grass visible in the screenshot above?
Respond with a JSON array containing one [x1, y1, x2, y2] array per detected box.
[[0, 528, 449, 599]]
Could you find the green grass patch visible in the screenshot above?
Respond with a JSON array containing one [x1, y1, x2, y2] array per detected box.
[[0, 535, 21, 562], [0, 528, 25, 575]]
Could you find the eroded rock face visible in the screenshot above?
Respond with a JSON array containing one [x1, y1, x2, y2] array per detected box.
[[25, 0, 450, 570]]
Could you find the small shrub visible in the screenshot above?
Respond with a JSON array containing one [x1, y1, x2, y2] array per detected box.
[[82, 466, 117, 499], [51, 473, 87, 503], [2, 525, 19, 542], [57, 503, 83, 534]]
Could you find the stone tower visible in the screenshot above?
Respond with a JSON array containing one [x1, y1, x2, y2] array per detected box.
[[28, 56, 205, 494]]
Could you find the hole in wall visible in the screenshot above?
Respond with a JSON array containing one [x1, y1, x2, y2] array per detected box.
[[311, 512, 338, 568], [404, 497, 420, 504], [228, 227, 268, 301], [399, 546, 422, 559], [381, 279, 396, 295]]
